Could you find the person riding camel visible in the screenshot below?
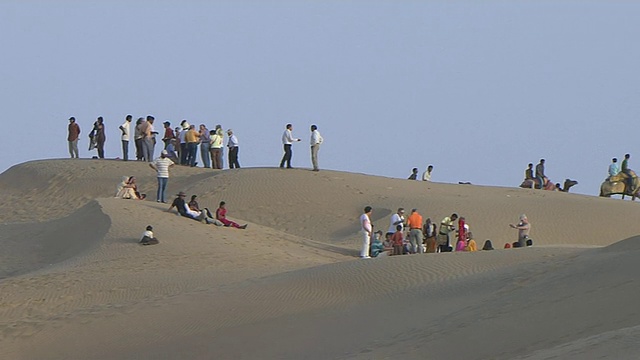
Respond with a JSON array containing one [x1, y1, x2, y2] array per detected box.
[[608, 158, 620, 179], [621, 154, 636, 193], [525, 163, 534, 182]]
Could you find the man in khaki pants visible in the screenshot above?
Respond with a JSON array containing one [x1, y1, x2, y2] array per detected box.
[[310, 124, 323, 171]]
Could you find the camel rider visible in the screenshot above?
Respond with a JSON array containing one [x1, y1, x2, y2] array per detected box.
[[608, 158, 619, 179], [621, 154, 634, 193], [535, 159, 546, 189], [525, 163, 534, 181]]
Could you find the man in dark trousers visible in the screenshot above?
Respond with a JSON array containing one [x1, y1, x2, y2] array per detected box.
[[279, 123, 301, 168]]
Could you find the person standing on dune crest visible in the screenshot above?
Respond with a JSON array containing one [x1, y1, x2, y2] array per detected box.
[[309, 124, 323, 171], [67, 117, 80, 158], [280, 123, 301, 169]]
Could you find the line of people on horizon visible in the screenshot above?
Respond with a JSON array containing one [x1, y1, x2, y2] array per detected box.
[[67, 117, 325, 171]]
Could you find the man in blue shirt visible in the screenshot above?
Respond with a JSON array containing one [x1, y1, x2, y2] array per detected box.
[[608, 158, 619, 178]]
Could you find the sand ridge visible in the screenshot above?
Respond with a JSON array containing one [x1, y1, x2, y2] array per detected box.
[[1, 159, 640, 359]]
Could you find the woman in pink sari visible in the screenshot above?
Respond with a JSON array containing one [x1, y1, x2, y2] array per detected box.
[[215, 201, 247, 229], [456, 217, 467, 251]]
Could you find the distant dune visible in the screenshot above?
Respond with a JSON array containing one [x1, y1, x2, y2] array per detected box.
[[1, 159, 639, 359]]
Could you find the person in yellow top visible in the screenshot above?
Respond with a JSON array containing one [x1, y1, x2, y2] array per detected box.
[[185, 125, 200, 167], [406, 208, 424, 254], [465, 232, 478, 252]]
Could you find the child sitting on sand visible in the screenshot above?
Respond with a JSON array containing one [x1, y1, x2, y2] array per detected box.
[[370, 231, 385, 257], [140, 225, 159, 245], [382, 233, 394, 252], [390, 225, 404, 256]]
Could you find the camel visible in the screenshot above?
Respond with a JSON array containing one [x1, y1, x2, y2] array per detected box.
[[599, 171, 640, 201], [520, 178, 578, 192]]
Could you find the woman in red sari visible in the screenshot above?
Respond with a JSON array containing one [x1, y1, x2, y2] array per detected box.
[[215, 201, 247, 229], [456, 217, 467, 251]]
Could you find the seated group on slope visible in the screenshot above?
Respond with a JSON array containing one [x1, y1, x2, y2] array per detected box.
[[167, 192, 247, 229]]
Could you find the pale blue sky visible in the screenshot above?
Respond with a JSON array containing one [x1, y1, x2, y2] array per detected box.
[[1, 1, 638, 195]]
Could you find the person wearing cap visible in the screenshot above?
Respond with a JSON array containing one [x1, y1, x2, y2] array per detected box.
[[149, 150, 175, 203], [309, 125, 323, 171], [119, 115, 132, 161], [279, 123, 301, 169], [67, 117, 81, 158], [406, 209, 424, 254], [227, 129, 240, 169], [210, 125, 224, 169], [162, 121, 174, 148]]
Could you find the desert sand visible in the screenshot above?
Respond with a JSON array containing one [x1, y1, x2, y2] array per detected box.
[[1, 159, 640, 360]]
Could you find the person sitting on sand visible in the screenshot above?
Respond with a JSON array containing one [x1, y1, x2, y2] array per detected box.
[[188, 194, 214, 218], [167, 192, 221, 225], [370, 231, 385, 257], [115, 176, 137, 199], [390, 225, 404, 256], [465, 232, 477, 252], [115, 176, 145, 200], [482, 240, 494, 250], [382, 233, 394, 252], [140, 225, 159, 245], [509, 214, 531, 248], [216, 201, 247, 229]]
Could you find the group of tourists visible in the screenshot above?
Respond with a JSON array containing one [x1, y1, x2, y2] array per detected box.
[[67, 115, 242, 169], [359, 207, 532, 259], [67, 117, 325, 171]]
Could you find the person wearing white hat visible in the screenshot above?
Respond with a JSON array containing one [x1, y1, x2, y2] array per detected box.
[[149, 150, 175, 203]]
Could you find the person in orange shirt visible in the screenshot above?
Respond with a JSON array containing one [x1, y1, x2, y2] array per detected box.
[[406, 208, 424, 254]]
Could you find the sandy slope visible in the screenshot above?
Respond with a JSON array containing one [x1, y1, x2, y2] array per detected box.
[[1, 159, 639, 359]]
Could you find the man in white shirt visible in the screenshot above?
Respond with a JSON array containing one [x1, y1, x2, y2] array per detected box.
[[422, 165, 433, 181], [310, 124, 323, 171], [119, 115, 132, 161], [149, 150, 175, 203], [387, 208, 405, 236], [279, 123, 301, 169], [227, 129, 240, 169], [360, 206, 373, 259]]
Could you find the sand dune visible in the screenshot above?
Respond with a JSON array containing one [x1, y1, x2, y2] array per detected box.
[[1, 159, 639, 359]]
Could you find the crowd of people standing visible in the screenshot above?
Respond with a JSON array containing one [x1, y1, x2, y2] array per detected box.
[[67, 117, 325, 171]]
